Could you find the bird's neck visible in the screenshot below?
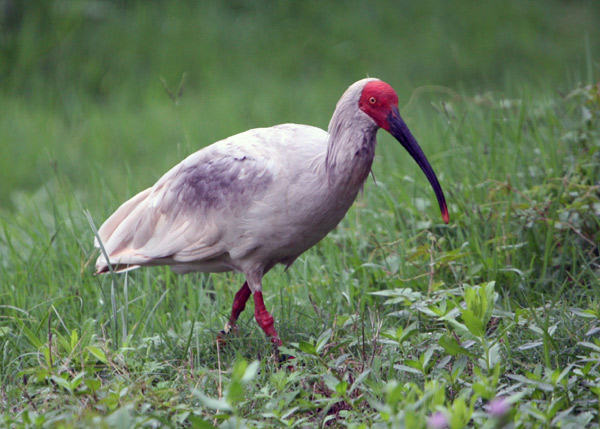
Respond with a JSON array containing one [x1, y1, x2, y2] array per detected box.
[[325, 112, 379, 191]]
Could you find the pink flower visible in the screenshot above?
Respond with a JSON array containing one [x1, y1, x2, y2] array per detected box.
[[427, 411, 448, 429], [487, 396, 510, 418]]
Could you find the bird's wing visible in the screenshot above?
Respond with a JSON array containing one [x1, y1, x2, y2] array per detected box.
[[95, 132, 276, 272]]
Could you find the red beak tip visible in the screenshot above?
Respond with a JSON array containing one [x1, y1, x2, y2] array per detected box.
[[442, 211, 450, 224]]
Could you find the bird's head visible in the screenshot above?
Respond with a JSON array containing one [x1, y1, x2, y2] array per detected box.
[[358, 79, 449, 224]]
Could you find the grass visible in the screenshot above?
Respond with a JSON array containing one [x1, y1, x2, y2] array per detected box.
[[1, 1, 600, 427]]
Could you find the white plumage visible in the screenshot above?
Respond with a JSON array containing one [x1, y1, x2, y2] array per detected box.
[[95, 78, 449, 347]]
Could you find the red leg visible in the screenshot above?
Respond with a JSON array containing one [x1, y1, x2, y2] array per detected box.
[[219, 282, 251, 339], [253, 292, 282, 346], [230, 282, 251, 324]]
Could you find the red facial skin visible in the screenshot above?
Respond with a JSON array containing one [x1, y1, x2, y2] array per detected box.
[[358, 80, 399, 131]]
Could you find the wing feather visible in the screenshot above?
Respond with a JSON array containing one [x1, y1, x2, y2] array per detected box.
[[95, 130, 276, 273]]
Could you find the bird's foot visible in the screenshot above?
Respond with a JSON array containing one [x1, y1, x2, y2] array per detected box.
[[277, 348, 296, 370], [279, 352, 295, 363], [216, 321, 239, 345]]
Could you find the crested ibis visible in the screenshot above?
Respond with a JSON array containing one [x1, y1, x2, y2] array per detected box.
[[94, 78, 449, 347]]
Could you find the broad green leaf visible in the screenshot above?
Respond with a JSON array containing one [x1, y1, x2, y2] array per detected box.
[[187, 415, 218, 429], [194, 391, 232, 411], [70, 329, 79, 351], [226, 380, 244, 404], [86, 345, 108, 363], [241, 360, 259, 384], [231, 359, 248, 382], [439, 334, 476, 359], [51, 375, 72, 393], [316, 329, 332, 354], [461, 309, 485, 338], [298, 341, 317, 356], [71, 372, 85, 390], [335, 381, 348, 396]]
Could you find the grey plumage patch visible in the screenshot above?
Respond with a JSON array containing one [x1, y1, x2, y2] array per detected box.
[[171, 154, 273, 213]]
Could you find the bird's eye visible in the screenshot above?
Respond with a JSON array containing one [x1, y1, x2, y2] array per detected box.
[[369, 97, 377, 105]]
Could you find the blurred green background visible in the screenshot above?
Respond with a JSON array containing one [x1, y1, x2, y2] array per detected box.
[[1, 0, 599, 208]]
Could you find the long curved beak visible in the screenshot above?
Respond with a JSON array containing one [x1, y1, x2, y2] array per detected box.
[[387, 107, 449, 224]]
